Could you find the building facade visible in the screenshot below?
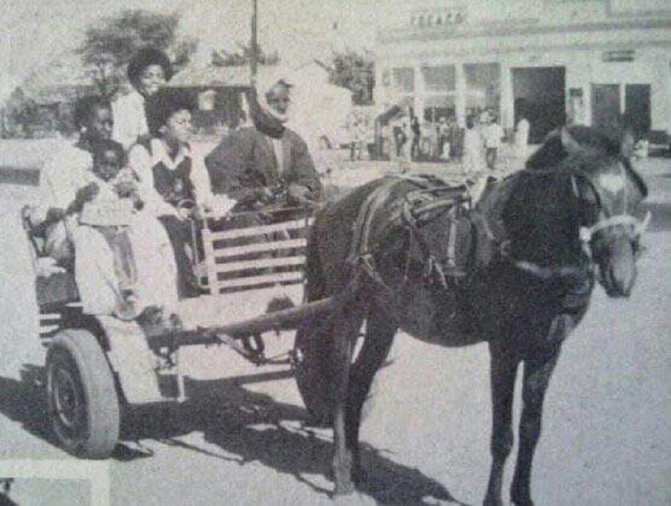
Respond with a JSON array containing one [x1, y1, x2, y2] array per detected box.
[[374, 0, 671, 143]]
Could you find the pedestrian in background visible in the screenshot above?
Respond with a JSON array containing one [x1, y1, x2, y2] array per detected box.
[[437, 117, 449, 159], [482, 115, 504, 170], [514, 116, 530, 160], [410, 116, 421, 160], [462, 115, 483, 175]]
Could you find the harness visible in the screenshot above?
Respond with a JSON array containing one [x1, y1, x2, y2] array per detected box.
[[348, 175, 483, 294]]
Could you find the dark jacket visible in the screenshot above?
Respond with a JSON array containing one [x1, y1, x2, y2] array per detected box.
[[205, 126, 322, 207]]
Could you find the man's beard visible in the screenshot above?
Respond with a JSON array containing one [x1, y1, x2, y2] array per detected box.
[[247, 87, 287, 139]]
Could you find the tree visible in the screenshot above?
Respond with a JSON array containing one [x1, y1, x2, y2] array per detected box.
[[78, 10, 198, 97], [211, 43, 280, 67], [327, 49, 375, 106]]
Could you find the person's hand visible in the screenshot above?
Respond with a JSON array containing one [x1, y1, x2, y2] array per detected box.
[[254, 187, 275, 205], [75, 182, 99, 205], [287, 183, 313, 206], [177, 207, 192, 220], [131, 194, 144, 211], [115, 180, 138, 199]]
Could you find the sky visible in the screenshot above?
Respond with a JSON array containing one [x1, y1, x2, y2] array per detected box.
[[0, 0, 402, 102]]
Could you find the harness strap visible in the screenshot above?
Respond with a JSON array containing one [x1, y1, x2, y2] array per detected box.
[[348, 177, 402, 264]]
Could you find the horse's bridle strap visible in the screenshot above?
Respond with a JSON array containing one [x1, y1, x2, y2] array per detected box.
[[579, 211, 651, 243]]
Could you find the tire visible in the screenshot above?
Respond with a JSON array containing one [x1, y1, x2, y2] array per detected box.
[[46, 329, 120, 459], [294, 317, 377, 426]]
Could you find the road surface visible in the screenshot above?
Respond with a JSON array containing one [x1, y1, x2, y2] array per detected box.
[[0, 155, 669, 505]]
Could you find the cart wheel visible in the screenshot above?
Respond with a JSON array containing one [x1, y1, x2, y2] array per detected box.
[[46, 329, 120, 459], [294, 317, 377, 426]]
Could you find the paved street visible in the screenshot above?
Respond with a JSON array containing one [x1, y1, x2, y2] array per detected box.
[[0, 150, 669, 505]]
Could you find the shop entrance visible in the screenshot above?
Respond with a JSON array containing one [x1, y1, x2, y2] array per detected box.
[[512, 67, 566, 143], [625, 84, 651, 139]]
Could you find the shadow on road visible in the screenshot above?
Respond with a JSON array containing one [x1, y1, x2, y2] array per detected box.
[[118, 376, 463, 505], [0, 366, 59, 449], [0, 365, 463, 503]]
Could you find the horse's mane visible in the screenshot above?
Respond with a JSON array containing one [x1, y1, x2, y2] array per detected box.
[[525, 125, 648, 199], [525, 126, 622, 171]]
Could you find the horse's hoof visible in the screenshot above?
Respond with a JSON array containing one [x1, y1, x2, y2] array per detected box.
[[511, 495, 534, 506], [334, 481, 356, 497], [333, 490, 372, 505]]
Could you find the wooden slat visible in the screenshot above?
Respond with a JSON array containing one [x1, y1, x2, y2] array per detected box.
[[40, 314, 61, 321], [215, 271, 304, 290], [202, 226, 219, 292], [215, 255, 305, 274], [209, 218, 313, 241], [213, 238, 306, 258]]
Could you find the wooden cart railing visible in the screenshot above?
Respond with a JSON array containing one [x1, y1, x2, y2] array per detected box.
[[197, 208, 314, 295]]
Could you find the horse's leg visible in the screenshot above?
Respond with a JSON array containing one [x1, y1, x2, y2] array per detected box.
[[510, 351, 560, 506], [484, 340, 521, 506], [348, 313, 396, 482], [331, 306, 365, 496]]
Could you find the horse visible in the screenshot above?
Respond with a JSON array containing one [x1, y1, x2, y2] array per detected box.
[[297, 125, 649, 505]]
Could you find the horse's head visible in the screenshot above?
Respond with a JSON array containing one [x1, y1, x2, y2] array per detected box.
[[525, 126, 649, 297]]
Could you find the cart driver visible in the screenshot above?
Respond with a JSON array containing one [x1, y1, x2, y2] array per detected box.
[[205, 74, 323, 218]]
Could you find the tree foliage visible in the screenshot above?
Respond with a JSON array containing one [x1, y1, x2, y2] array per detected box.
[[327, 50, 375, 106], [211, 43, 280, 67], [78, 10, 198, 97]]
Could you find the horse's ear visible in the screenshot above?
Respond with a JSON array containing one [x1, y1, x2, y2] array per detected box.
[[560, 127, 582, 155]]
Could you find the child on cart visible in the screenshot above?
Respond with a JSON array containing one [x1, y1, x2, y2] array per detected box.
[[74, 139, 142, 319], [73, 139, 180, 323]]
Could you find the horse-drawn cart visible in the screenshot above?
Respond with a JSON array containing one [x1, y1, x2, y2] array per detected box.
[[25, 207, 337, 459]]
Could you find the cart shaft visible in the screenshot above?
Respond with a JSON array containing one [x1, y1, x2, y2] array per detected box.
[[148, 296, 338, 349]]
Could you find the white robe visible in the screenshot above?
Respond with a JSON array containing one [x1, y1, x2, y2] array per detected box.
[[73, 210, 179, 316]]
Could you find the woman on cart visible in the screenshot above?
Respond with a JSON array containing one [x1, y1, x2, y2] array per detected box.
[[30, 95, 180, 322], [129, 89, 234, 298], [112, 47, 173, 151]]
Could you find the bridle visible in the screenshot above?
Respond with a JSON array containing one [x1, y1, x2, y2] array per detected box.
[[507, 160, 650, 280], [575, 160, 650, 245]]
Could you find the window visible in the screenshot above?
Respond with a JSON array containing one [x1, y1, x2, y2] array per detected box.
[[392, 68, 415, 93], [422, 66, 456, 93]]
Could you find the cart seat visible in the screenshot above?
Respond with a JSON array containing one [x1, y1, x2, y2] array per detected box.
[[22, 205, 80, 306], [36, 270, 79, 306]]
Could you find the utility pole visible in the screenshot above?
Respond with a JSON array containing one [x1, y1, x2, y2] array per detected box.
[[251, 0, 258, 86]]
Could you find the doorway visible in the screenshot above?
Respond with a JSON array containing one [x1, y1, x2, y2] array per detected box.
[[591, 84, 621, 130], [624, 84, 651, 139], [512, 67, 566, 144]]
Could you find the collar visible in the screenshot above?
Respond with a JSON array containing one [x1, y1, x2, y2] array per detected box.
[[151, 138, 191, 170]]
